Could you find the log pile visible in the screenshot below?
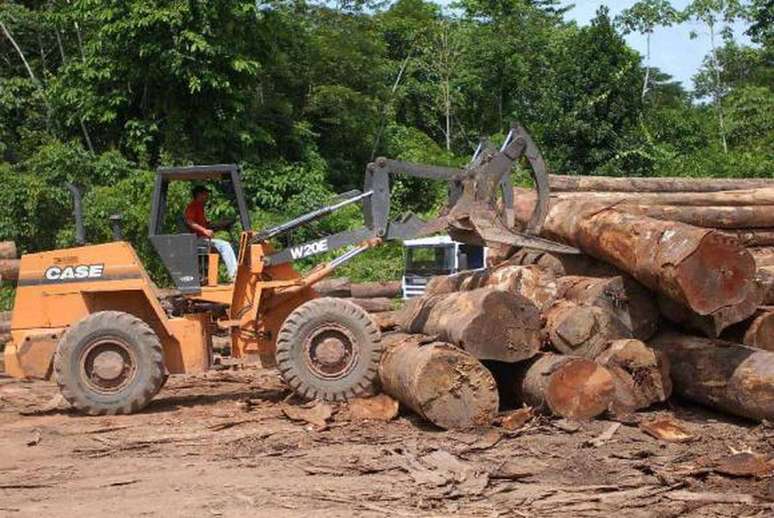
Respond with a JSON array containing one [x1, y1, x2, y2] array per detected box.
[[314, 277, 401, 313], [375, 178, 774, 428], [0, 241, 18, 357]]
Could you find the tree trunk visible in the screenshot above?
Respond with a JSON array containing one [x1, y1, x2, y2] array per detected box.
[[504, 249, 618, 278], [742, 311, 774, 352], [313, 277, 351, 297], [513, 198, 757, 317], [0, 260, 20, 281], [398, 288, 542, 362], [346, 297, 393, 313], [512, 354, 614, 420], [0, 242, 17, 259], [378, 334, 499, 429], [649, 332, 774, 421], [595, 339, 672, 416], [547, 175, 774, 193], [350, 281, 401, 299], [544, 300, 631, 358]]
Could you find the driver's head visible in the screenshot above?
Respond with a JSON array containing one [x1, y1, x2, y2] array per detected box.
[[192, 185, 209, 203]]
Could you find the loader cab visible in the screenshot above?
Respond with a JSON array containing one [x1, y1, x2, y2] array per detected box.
[[149, 164, 251, 294], [401, 235, 487, 298]]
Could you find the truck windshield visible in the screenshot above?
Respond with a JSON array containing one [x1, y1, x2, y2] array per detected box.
[[405, 245, 454, 275]]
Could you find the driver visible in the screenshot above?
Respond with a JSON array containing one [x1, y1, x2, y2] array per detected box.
[[184, 185, 237, 281]]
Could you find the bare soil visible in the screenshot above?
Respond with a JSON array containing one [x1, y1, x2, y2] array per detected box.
[[1, 369, 772, 517]]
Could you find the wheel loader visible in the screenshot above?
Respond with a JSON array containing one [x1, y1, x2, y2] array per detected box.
[[3, 124, 577, 415]]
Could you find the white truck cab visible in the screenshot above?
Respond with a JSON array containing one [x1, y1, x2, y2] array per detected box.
[[401, 235, 487, 299]]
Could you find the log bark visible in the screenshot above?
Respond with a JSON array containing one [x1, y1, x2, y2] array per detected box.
[[0, 242, 16, 259], [346, 297, 393, 313], [350, 281, 402, 299], [313, 277, 350, 297], [513, 198, 757, 318], [544, 187, 774, 206], [0, 320, 9, 335], [512, 354, 615, 420], [504, 249, 617, 278], [595, 339, 672, 415], [549, 174, 774, 193], [398, 288, 542, 363], [742, 311, 774, 352], [544, 300, 632, 358], [378, 334, 499, 429], [649, 332, 774, 421], [0, 259, 19, 281]]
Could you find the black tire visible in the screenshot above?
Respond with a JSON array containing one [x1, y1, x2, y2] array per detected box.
[[53, 311, 165, 416], [276, 298, 382, 401]]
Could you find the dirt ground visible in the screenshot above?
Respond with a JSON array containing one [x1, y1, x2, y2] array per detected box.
[[0, 368, 772, 518]]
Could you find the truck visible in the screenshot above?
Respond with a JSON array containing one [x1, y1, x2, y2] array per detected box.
[[401, 235, 487, 298]]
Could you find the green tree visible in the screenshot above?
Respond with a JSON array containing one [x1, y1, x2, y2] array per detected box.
[[616, 0, 683, 100]]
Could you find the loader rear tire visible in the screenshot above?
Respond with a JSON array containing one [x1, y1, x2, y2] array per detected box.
[[53, 311, 165, 416], [276, 297, 382, 401]]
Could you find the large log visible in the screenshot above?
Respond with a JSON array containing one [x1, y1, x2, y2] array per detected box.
[[398, 288, 542, 363], [346, 297, 393, 313], [0, 259, 19, 281], [556, 275, 659, 341], [544, 188, 774, 206], [0, 242, 16, 259], [350, 281, 402, 299], [548, 174, 774, 193], [512, 354, 615, 420], [650, 332, 774, 421], [378, 334, 499, 429], [595, 339, 672, 415], [742, 311, 774, 352], [313, 277, 351, 297], [504, 249, 617, 278], [544, 300, 631, 358], [621, 205, 774, 230], [657, 281, 764, 337], [513, 198, 757, 318]]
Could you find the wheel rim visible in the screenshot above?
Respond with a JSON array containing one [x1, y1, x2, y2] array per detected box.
[[79, 337, 137, 394], [303, 322, 359, 380]]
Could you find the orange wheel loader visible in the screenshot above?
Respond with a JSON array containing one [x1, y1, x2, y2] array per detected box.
[[2, 124, 575, 415]]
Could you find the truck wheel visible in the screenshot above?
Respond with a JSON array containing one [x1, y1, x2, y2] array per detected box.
[[53, 311, 165, 415], [276, 298, 382, 401]]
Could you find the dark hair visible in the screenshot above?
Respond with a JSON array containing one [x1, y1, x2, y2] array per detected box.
[[192, 185, 209, 198]]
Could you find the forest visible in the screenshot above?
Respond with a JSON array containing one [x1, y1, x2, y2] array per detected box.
[[0, 0, 771, 288]]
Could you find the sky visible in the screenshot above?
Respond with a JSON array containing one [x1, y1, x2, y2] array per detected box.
[[560, 1, 753, 89]]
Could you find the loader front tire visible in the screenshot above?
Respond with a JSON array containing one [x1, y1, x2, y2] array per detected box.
[[54, 311, 165, 416], [276, 298, 382, 401]]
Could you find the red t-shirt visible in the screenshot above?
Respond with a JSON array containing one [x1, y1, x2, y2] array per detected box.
[[184, 200, 209, 237]]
